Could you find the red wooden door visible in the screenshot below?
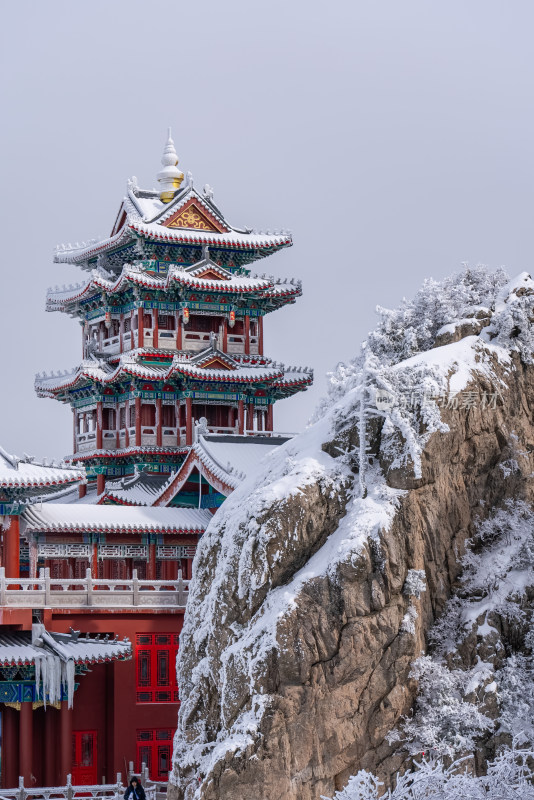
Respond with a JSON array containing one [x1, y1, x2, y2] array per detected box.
[[72, 730, 97, 785], [137, 729, 173, 780]]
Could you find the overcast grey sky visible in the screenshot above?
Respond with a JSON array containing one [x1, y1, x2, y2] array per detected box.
[[1, 1, 533, 460]]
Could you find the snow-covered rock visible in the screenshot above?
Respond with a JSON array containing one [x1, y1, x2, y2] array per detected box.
[[170, 269, 534, 800]]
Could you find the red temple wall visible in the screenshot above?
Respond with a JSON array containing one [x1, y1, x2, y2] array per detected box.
[[47, 610, 184, 782]]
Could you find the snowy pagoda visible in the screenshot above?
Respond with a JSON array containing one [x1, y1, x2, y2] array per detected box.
[[0, 132, 312, 788], [35, 129, 312, 496]]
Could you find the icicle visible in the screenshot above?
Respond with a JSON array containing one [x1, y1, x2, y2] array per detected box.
[[65, 659, 75, 709], [35, 656, 41, 705]]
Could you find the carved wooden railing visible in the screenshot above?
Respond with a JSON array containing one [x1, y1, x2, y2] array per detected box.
[[0, 568, 189, 609]]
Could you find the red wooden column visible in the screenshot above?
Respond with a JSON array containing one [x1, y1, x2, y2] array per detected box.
[[96, 401, 103, 450], [135, 396, 141, 446], [246, 402, 254, 434], [59, 702, 73, 783], [244, 314, 250, 355], [97, 473, 106, 495], [78, 483, 87, 499], [238, 399, 245, 435], [44, 707, 57, 786], [258, 316, 264, 355], [156, 398, 162, 447], [147, 539, 156, 581], [176, 400, 182, 446], [137, 307, 144, 349], [19, 701, 33, 784], [5, 515, 20, 580], [222, 317, 228, 351], [130, 310, 135, 350], [177, 313, 183, 350], [153, 311, 159, 349], [92, 542, 98, 577], [72, 409, 77, 455], [267, 403, 274, 431], [116, 407, 120, 449], [3, 705, 18, 787], [119, 314, 124, 354], [125, 401, 130, 448], [185, 397, 193, 445]]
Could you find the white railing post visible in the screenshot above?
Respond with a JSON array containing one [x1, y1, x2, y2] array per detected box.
[[86, 567, 94, 606], [44, 567, 51, 606], [17, 775, 25, 800], [0, 566, 6, 606], [177, 569, 187, 606], [132, 568, 139, 606], [115, 773, 122, 800], [66, 774, 74, 800]]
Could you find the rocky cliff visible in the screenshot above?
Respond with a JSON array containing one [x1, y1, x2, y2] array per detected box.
[[169, 270, 534, 800]]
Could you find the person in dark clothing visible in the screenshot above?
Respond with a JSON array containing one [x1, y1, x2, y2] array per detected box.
[[124, 778, 146, 800]]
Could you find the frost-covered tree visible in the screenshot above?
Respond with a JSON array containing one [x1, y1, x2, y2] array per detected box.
[[389, 501, 534, 761], [367, 266, 508, 366], [322, 743, 534, 800]]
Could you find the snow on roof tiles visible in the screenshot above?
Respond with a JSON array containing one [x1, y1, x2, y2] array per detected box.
[[102, 471, 175, 506], [35, 354, 311, 395], [22, 504, 210, 534], [0, 626, 131, 668], [0, 446, 83, 489], [53, 181, 292, 267], [46, 264, 300, 310]]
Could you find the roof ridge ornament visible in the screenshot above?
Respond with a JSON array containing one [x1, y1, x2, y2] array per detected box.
[[157, 128, 184, 204]]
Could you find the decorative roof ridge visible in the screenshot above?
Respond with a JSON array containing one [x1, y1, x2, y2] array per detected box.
[[148, 185, 228, 228], [0, 444, 82, 476], [122, 192, 144, 223], [193, 436, 242, 487]]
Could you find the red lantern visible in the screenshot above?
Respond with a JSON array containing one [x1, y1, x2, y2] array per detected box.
[[105, 311, 111, 329], [183, 307, 190, 324], [229, 309, 236, 328]]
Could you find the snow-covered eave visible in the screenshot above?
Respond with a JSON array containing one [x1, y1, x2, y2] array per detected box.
[[0, 475, 82, 490], [35, 359, 293, 394], [0, 635, 132, 668], [46, 267, 300, 311], [98, 471, 177, 507], [54, 226, 133, 265], [275, 371, 314, 390], [64, 445, 188, 462], [128, 222, 292, 251], [0, 447, 84, 490], [22, 507, 210, 534]]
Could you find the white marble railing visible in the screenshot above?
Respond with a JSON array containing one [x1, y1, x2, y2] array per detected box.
[[0, 568, 189, 609], [1, 773, 158, 800]]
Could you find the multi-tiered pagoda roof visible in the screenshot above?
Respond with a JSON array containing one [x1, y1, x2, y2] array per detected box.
[[35, 130, 312, 497]]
